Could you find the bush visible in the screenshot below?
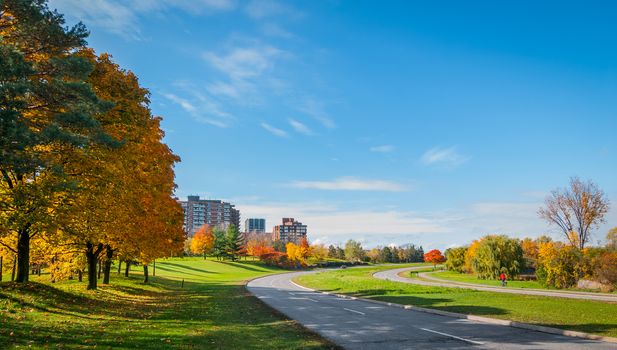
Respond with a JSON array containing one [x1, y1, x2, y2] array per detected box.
[[471, 235, 524, 279], [592, 251, 617, 286], [537, 242, 583, 289], [445, 247, 467, 273]]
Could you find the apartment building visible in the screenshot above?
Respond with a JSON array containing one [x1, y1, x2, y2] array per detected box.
[[272, 218, 307, 244], [179, 195, 240, 236], [244, 218, 266, 233]]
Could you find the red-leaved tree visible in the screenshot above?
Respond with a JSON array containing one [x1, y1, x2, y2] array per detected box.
[[424, 249, 446, 269]]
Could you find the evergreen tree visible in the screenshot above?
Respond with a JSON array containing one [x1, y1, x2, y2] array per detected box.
[[225, 225, 243, 261], [212, 227, 226, 260]]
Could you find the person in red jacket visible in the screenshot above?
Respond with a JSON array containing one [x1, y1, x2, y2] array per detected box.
[[499, 273, 507, 287]]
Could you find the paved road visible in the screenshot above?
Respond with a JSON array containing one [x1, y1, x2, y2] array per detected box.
[[247, 271, 615, 349], [374, 267, 617, 302]]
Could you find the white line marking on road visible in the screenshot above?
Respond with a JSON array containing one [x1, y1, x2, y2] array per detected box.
[[289, 279, 315, 291], [419, 328, 484, 345], [344, 308, 366, 315], [306, 298, 319, 302]]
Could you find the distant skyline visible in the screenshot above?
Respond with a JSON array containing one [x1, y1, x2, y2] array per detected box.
[[50, 0, 616, 249]]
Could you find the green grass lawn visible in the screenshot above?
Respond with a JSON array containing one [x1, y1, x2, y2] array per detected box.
[[295, 265, 617, 337], [424, 270, 545, 289], [0, 257, 337, 349]]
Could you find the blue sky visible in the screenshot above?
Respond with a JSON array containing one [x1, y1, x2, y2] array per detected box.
[[50, 0, 617, 249]]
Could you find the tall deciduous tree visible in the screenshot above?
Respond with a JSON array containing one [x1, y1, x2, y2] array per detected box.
[[539, 177, 610, 249], [0, 0, 112, 282]]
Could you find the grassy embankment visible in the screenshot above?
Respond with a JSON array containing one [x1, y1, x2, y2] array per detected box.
[[295, 265, 617, 337], [0, 257, 337, 349], [419, 270, 617, 294], [415, 270, 544, 289]]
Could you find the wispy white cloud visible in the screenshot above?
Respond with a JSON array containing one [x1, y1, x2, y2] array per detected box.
[[203, 46, 283, 81], [202, 45, 286, 104], [287, 177, 407, 192], [297, 98, 336, 129], [421, 146, 469, 167], [49, 0, 236, 39], [370, 145, 395, 153], [288, 119, 312, 135], [162, 83, 235, 127], [260, 122, 288, 138]]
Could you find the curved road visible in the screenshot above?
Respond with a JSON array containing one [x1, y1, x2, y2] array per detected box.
[[247, 271, 615, 349], [374, 267, 617, 302]]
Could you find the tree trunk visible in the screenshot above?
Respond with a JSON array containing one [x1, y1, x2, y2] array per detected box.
[[86, 242, 103, 290], [124, 260, 130, 277], [78, 270, 83, 282], [153, 260, 156, 277], [0, 256, 3, 282], [102, 245, 113, 284], [15, 225, 31, 283], [11, 256, 17, 281], [143, 265, 149, 283], [117, 260, 122, 274], [97, 259, 102, 279]]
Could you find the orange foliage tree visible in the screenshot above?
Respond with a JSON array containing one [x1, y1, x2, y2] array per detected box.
[[424, 249, 446, 269], [191, 225, 215, 258]]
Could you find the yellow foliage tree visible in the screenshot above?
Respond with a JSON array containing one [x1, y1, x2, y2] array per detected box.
[[286, 242, 303, 264], [464, 239, 481, 273], [190, 225, 215, 258]]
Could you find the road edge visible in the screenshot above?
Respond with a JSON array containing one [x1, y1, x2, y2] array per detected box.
[[290, 271, 617, 345]]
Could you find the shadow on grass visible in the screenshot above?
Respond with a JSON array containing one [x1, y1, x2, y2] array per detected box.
[[0, 275, 336, 350], [217, 260, 271, 272], [156, 261, 219, 274]]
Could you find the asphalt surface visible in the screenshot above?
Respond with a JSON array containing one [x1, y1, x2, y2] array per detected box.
[[374, 267, 617, 302], [247, 271, 616, 350]]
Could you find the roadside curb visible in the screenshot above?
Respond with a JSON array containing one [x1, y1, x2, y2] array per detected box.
[[291, 274, 617, 345]]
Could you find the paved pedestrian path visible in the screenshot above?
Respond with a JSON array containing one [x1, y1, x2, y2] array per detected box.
[[373, 267, 617, 302]]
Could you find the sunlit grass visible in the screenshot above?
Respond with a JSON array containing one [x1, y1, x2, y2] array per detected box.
[[0, 257, 337, 349]]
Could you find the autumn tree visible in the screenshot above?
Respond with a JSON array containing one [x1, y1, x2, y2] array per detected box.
[[299, 236, 311, 260], [444, 247, 467, 273], [344, 240, 364, 262], [190, 224, 215, 259], [286, 242, 302, 265], [0, 0, 112, 282], [246, 234, 273, 257], [311, 243, 328, 261], [537, 241, 583, 288], [539, 177, 610, 250], [471, 235, 524, 279], [424, 249, 445, 269], [606, 227, 617, 250]]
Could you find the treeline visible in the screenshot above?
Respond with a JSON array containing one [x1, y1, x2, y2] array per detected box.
[[0, 0, 184, 289], [445, 232, 617, 290], [443, 178, 614, 290]]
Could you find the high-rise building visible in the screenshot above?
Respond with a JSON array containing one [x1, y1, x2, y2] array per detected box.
[[179, 195, 240, 236], [272, 218, 307, 244], [245, 218, 266, 233]]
